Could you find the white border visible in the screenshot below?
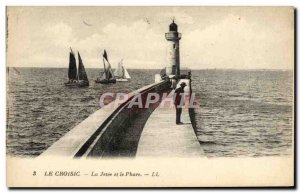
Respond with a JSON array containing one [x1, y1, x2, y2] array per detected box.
[[1, 0, 298, 192], [1, 0, 299, 6]]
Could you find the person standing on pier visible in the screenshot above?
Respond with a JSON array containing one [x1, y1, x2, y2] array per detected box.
[[174, 82, 186, 124], [188, 70, 192, 93]]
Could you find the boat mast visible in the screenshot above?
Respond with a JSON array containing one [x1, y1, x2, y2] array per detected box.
[[68, 47, 78, 81], [77, 52, 80, 81], [119, 59, 124, 78], [77, 52, 88, 81], [103, 57, 107, 79], [107, 60, 114, 79], [121, 66, 125, 78], [102, 50, 109, 79]]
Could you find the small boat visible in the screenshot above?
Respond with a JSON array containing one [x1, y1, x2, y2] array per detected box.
[[113, 59, 131, 82], [77, 52, 89, 87], [95, 50, 116, 84], [65, 48, 89, 87]]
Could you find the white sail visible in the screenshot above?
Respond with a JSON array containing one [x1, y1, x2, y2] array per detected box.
[[123, 66, 131, 79], [113, 69, 118, 77], [114, 62, 123, 77], [114, 60, 131, 80], [102, 71, 107, 79]]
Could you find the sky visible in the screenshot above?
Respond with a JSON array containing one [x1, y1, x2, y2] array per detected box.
[[7, 6, 294, 69]]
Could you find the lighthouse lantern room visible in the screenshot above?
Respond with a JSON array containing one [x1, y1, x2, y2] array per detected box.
[[165, 20, 181, 76]]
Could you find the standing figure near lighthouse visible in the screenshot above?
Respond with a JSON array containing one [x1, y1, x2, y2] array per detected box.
[[165, 19, 181, 77]]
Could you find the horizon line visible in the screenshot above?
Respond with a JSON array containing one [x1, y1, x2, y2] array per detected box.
[[6, 66, 294, 71]]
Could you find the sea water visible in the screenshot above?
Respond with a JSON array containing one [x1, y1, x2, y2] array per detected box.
[[6, 68, 293, 157]]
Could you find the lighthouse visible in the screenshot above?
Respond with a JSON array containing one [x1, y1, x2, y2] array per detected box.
[[165, 20, 181, 76]]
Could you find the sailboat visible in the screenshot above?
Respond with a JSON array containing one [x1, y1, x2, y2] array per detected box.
[[95, 50, 116, 84], [64, 48, 89, 87], [77, 52, 89, 87], [113, 60, 131, 82]]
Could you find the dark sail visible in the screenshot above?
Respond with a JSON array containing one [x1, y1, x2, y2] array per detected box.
[[77, 52, 89, 81], [95, 49, 117, 84], [103, 49, 108, 62], [102, 50, 114, 80], [68, 50, 77, 80]]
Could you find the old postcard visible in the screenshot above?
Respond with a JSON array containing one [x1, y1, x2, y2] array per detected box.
[[6, 6, 294, 187]]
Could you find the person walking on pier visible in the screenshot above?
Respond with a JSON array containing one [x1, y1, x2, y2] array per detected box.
[[174, 82, 186, 125]]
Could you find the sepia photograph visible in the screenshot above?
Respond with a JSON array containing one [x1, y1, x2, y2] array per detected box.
[[5, 6, 294, 187]]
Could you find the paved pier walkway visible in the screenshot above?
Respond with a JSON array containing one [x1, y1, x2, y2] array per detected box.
[[40, 81, 168, 158], [136, 79, 205, 157]]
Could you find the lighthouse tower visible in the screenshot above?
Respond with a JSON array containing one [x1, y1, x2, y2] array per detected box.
[[165, 20, 181, 76]]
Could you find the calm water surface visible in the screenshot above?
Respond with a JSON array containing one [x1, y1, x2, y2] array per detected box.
[[7, 68, 293, 157]]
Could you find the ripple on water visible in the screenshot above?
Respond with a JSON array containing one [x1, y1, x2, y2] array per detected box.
[[193, 70, 293, 157], [7, 69, 294, 157], [7, 68, 159, 157]]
